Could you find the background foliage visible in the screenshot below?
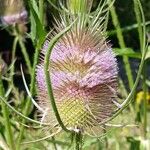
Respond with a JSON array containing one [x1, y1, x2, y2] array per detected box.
[[0, 0, 150, 149]]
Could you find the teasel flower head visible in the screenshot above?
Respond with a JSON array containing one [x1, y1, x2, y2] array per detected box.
[[0, 0, 27, 25], [36, 0, 119, 135]]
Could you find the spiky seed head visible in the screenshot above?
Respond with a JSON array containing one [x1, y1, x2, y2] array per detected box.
[[0, 0, 27, 25], [36, 2, 118, 134]]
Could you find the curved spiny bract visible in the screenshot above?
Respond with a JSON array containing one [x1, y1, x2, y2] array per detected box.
[[36, 3, 118, 135]]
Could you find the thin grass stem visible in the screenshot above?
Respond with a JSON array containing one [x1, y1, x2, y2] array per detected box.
[[108, 21, 150, 35], [133, 0, 143, 51], [142, 62, 147, 139], [10, 37, 18, 100], [18, 37, 32, 74], [109, 2, 134, 91], [39, 0, 44, 23]]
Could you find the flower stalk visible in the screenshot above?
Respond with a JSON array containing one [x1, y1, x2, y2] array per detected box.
[[75, 131, 82, 150], [10, 37, 18, 87], [17, 35, 32, 74]]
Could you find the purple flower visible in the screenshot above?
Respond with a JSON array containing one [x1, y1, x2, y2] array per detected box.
[[0, 0, 27, 25], [36, 12, 118, 133]]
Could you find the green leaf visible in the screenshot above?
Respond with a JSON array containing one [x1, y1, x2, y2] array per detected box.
[[127, 137, 140, 150], [30, 0, 39, 15], [28, 0, 46, 47], [113, 48, 141, 59], [145, 46, 150, 60]]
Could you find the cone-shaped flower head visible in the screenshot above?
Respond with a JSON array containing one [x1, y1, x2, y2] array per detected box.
[[36, 1, 118, 134], [0, 0, 27, 25]]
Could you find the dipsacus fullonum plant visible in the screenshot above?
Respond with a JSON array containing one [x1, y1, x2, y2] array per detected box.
[[36, 0, 119, 135], [0, 0, 27, 25]]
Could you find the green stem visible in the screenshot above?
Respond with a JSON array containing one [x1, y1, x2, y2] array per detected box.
[[10, 37, 18, 88], [18, 36, 32, 74], [119, 78, 128, 97], [52, 136, 58, 150], [75, 131, 82, 150], [15, 105, 31, 150], [109, 3, 134, 90], [143, 62, 147, 139], [108, 21, 150, 36], [133, 0, 143, 51], [11, 37, 18, 75], [0, 73, 15, 150], [39, 0, 44, 23], [47, 0, 63, 12]]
